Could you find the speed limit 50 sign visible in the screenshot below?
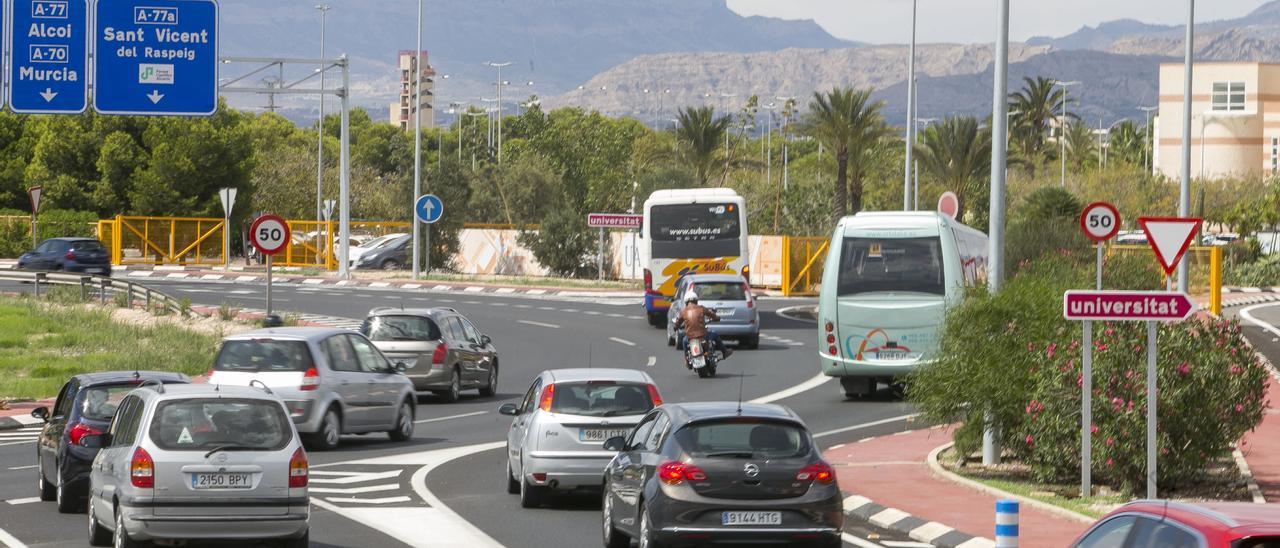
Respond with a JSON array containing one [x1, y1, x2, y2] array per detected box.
[[1080, 202, 1121, 242], [250, 215, 291, 256]]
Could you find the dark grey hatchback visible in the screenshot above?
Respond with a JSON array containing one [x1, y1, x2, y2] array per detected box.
[[600, 402, 842, 548]]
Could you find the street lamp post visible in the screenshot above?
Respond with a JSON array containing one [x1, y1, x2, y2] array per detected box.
[[314, 4, 330, 266], [486, 62, 513, 164], [985, 0, 1011, 467], [1139, 106, 1158, 175], [903, 0, 918, 211], [411, 0, 425, 279], [1178, 0, 1195, 298], [1055, 80, 1081, 188]]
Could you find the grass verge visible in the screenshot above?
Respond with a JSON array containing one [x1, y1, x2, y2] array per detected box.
[[0, 296, 221, 399]]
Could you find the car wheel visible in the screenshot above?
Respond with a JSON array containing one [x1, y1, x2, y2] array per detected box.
[[638, 501, 660, 548], [114, 506, 144, 548], [602, 484, 629, 548], [742, 335, 760, 350], [87, 498, 111, 546], [479, 365, 497, 397], [56, 470, 80, 513], [306, 408, 341, 451], [38, 457, 55, 501], [381, 259, 400, 270], [666, 332, 675, 346], [506, 460, 520, 494], [441, 369, 461, 403], [278, 529, 308, 548], [519, 473, 545, 508], [388, 402, 414, 442]]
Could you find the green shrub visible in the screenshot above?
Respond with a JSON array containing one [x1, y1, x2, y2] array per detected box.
[[1225, 253, 1280, 288], [0, 210, 101, 258], [217, 301, 241, 321]]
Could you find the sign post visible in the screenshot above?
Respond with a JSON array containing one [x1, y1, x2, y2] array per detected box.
[[27, 186, 43, 249], [937, 191, 959, 220], [322, 199, 335, 268], [414, 195, 443, 278], [249, 215, 290, 321], [93, 0, 219, 116], [1075, 201, 1120, 497], [587, 214, 643, 281], [7, 0, 90, 114], [218, 188, 236, 269]]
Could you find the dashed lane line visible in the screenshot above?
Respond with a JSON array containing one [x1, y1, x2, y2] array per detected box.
[[609, 337, 637, 347], [646, 356, 657, 367], [4, 497, 39, 506], [414, 410, 487, 425], [6, 465, 36, 471], [517, 320, 560, 329], [0, 526, 29, 548]]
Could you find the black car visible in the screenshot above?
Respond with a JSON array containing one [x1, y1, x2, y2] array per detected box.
[[18, 237, 112, 276], [354, 234, 410, 270], [601, 402, 843, 548], [32, 371, 190, 513]]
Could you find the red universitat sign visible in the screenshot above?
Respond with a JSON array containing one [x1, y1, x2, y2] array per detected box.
[[1062, 290, 1196, 322], [587, 213, 643, 229]]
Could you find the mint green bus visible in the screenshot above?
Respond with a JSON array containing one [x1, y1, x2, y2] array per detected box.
[[816, 212, 988, 398]]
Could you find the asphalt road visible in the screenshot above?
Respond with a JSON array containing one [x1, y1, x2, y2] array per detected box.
[[0, 277, 922, 548]]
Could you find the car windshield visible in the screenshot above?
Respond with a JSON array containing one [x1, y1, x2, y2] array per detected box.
[[674, 420, 810, 459], [549, 382, 655, 417], [689, 282, 747, 302], [837, 237, 945, 296], [360, 315, 441, 342], [149, 398, 291, 451], [79, 385, 136, 421], [213, 340, 313, 372]]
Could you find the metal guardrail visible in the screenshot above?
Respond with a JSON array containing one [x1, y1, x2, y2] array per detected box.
[[0, 271, 187, 315]]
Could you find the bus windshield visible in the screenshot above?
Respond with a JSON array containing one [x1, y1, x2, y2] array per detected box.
[[837, 237, 945, 296], [650, 203, 742, 259]]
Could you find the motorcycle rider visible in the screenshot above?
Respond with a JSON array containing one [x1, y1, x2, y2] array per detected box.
[[673, 292, 732, 359]]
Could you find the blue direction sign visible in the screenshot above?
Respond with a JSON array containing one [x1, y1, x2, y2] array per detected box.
[[0, 0, 6, 109], [8, 0, 90, 113], [93, 0, 219, 116], [415, 195, 444, 224]]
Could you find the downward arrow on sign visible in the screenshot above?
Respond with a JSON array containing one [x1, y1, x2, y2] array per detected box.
[[40, 88, 58, 102], [147, 90, 165, 104]]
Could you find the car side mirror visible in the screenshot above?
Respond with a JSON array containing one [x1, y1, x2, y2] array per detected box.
[[603, 436, 627, 452], [480, 334, 492, 346], [80, 434, 109, 449], [31, 407, 49, 422], [498, 403, 520, 416], [394, 362, 408, 373]]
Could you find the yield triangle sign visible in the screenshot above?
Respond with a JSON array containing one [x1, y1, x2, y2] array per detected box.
[[28, 186, 42, 215], [1138, 217, 1203, 275]]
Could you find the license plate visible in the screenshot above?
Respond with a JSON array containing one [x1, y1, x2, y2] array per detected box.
[[875, 350, 911, 360], [722, 511, 782, 526], [191, 473, 253, 490], [692, 356, 706, 368], [579, 428, 629, 442], [85, 268, 102, 274]]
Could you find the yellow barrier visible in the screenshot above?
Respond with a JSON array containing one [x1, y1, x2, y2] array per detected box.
[[781, 237, 829, 297], [101, 216, 225, 266], [1109, 245, 1222, 316]]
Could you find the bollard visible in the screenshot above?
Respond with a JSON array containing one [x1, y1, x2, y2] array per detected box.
[[995, 500, 1019, 547]]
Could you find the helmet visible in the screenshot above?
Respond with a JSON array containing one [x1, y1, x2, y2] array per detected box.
[[685, 292, 699, 304]]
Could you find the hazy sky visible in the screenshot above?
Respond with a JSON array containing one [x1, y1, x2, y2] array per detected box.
[[726, 0, 1267, 44]]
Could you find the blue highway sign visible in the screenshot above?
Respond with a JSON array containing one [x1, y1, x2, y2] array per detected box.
[[415, 194, 444, 224], [93, 0, 219, 116], [0, 0, 6, 109], [8, 0, 90, 113]]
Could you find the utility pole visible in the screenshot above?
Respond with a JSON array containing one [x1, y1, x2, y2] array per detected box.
[[1139, 106, 1158, 175], [984, 0, 1011, 467], [315, 4, 330, 266], [487, 61, 512, 164], [1055, 80, 1080, 188], [1178, 0, 1195, 296], [903, 0, 918, 211], [412, 0, 424, 279]]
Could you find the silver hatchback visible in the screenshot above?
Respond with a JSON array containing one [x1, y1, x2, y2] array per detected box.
[[666, 274, 760, 349], [84, 384, 309, 547], [500, 369, 662, 508]]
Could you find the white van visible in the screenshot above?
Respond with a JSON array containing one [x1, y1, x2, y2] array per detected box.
[[817, 212, 988, 398]]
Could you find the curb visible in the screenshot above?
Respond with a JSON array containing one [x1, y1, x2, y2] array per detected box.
[[926, 442, 1095, 525], [0, 414, 42, 431], [841, 492, 991, 548], [1225, 287, 1280, 294], [1223, 294, 1280, 308]]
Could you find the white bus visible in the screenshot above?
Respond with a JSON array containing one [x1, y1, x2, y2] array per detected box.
[[639, 189, 751, 326], [816, 212, 988, 398]]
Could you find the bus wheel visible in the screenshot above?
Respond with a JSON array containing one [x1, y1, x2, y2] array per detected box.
[[647, 312, 665, 328], [840, 377, 875, 399]]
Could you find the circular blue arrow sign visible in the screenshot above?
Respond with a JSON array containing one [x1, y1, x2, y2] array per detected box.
[[415, 194, 444, 224]]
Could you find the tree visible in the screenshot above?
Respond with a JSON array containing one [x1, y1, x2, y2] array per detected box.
[[1107, 121, 1145, 167], [674, 106, 731, 186], [802, 87, 892, 220], [1009, 77, 1071, 169], [1064, 121, 1097, 172], [913, 117, 991, 222]]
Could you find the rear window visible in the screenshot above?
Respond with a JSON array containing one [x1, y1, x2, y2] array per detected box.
[[689, 282, 747, 302], [837, 237, 945, 296], [79, 386, 135, 421], [149, 398, 291, 451], [550, 382, 655, 417], [214, 340, 313, 372], [70, 240, 105, 252], [360, 315, 441, 342], [674, 420, 810, 459]]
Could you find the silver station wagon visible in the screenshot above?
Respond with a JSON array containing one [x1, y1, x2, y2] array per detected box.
[[84, 383, 310, 548]]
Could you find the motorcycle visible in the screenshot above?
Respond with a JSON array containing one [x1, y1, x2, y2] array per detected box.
[[683, 336, 719, 378]]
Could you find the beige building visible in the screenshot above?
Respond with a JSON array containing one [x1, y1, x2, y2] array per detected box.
[[388, 50, 435, 130], [1157, 62, 1280, 181]]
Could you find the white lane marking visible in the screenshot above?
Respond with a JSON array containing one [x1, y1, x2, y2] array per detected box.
[[415, 410, 487, 425], [609, 337, 637, 347], [749, 373, 832, 404], [309, 470, 404, 483], [842, 533, 887, 548], [0, 441, 34, 448], [4, 497, 40, 506], [1241, 303, 1280, 339], [538, 306, 555, 311], [0, 526, 29, 548], [778, 305, 818, 324], [814, 414, 920, 439], [323, 495, 413, 505], [562, 308, 579, 313], [646, 356, 656, 367], [309, 483, 400, 495], [6, 465, 36, 471], [517, 320, 561, 329], [883, 542, 935, 548]]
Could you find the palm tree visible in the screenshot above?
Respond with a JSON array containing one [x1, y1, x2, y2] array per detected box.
[[1064, 121, 1097, 171], [802, 87, 893, 219], [913, 117, 991, 221], [1008, 77, 1071, 168], [674, 106, 731, 186], [1107, 121, 1145, 166]]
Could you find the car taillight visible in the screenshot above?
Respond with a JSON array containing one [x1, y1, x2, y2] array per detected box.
[[300, 367, 320, 391], [658, 461, 707, 485], [796, 461, 835, 485], [65, 251, 76, 261], [289, 447, 309, 488], [825, 322, 834, 333], [646, 384, 663, 407], [69, 423, 103, 446], [130, 448, 154, 488], [825, 322, 837, 356], [431, 342, 448, 367], [538, 384, 555, 411], [643, 269, 653, 293]]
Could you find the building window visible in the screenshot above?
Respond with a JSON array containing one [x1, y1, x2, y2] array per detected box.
[[1273, 138, 1278, 174], [1212, 81, 1246, 111]]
